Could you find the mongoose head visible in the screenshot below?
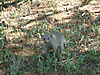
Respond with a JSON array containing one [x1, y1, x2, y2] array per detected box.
[[42, 33, 52, 43]]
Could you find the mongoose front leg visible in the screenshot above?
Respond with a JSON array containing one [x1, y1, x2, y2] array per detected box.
[[53, 46, 57, 57], [44, 44, 50, 57]]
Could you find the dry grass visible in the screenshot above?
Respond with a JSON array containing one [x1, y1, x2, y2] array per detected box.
[[0, 0, 100, 75]]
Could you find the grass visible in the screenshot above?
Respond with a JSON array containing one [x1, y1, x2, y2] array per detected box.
[[0, 0, 100, 75]]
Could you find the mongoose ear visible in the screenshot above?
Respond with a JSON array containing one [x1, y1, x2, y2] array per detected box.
[[51, 34, 52, 38], [51, 34, 56, 38]]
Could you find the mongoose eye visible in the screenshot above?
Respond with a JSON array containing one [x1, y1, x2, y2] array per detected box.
[[43, 38, 45, 40], [47, 38, 49, 40]]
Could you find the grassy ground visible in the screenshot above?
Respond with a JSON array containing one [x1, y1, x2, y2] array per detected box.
[[0, 0, 100, 75]]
